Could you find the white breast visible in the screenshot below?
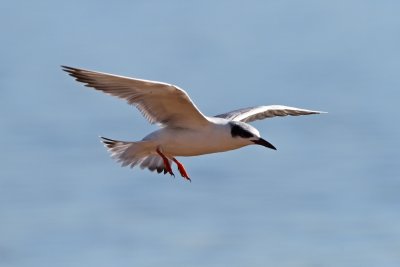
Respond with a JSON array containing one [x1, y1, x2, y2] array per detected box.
[[143, 123, 249, 157]]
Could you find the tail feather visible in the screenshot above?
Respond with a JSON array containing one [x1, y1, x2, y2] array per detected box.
[[100, 136, 169, 174]]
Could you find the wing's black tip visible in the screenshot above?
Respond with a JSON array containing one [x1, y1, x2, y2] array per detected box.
[[100, 136, 114, 142], [99, 136, 118, 147], [61, 65, 80, 77], [61, 65, 74, 72]]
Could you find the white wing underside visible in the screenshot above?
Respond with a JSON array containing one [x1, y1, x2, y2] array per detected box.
[[215, 105, 324, 123], [62, 66, 209, 129]]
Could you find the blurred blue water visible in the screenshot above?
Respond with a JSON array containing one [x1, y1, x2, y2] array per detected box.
[[1, 1, 400, 266]]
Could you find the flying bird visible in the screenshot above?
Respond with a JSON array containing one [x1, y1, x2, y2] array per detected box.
[[62, 66, 324, 181]]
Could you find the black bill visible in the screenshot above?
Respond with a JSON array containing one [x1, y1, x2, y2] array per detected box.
[[252, 138, 277, 150]]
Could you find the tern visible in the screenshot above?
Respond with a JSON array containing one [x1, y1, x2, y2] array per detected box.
[[62, 66, 323, 181]]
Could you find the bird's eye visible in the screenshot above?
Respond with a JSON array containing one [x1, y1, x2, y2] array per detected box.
[[230, 125, 254, 138]]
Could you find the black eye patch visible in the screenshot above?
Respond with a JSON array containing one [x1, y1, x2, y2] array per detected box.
[[230, 124, 254, 138]]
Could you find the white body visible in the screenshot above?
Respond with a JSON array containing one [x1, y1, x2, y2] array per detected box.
[[62, 66, 324, 175], [143, 117, 250, 156]]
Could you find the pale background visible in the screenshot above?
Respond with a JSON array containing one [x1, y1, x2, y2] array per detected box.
[[1, 1, 399, 266]]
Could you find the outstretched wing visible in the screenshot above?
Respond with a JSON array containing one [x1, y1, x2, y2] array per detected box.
[[62, 66, 210, 128], [214, 105, 324, 123]]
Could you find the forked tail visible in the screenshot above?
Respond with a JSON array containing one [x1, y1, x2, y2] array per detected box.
[[100, 137, 170, 173]]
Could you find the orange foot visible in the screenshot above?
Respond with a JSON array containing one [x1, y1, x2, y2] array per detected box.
[[172, 158, 191, 182], [156, 148, 174, 177]]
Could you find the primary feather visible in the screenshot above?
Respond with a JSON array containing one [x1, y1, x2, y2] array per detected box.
[[215, 105, 324, 122], [62, 66, 210, 129]]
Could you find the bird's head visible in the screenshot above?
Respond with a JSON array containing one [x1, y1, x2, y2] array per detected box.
[[229, 121, 276, 150]]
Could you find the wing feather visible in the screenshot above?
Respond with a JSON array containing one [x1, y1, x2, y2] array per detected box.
[[215, 105, 324, 122], [62, 66, 209, 128]]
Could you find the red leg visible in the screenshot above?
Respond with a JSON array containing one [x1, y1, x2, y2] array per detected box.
[[156, 148, 174, 177], [172, 158, 191, 182]]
